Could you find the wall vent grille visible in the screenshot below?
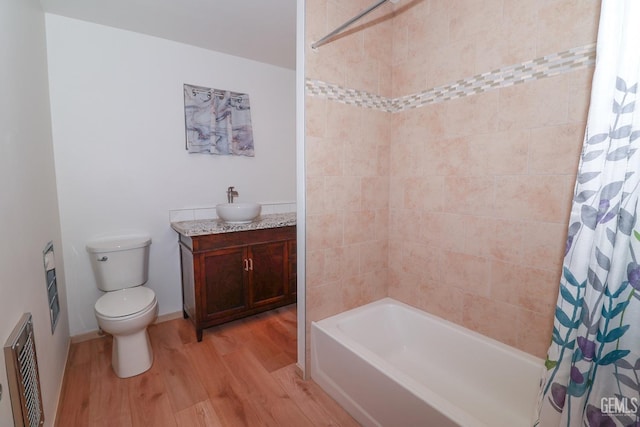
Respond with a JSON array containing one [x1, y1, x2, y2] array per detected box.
[[3, 313, 44, 427]]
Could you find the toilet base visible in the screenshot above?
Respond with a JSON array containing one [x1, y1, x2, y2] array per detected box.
[[111, 328, 154, 378]]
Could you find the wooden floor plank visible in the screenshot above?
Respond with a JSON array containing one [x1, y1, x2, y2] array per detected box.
[[88, 337, 131, 424], [56, 304, 359, 427], [204, 316, 255, 356], [127, 362, 177, 427], [56, 362, 91, 426], [174, 400, 224, 427], [150, 321, 209, 413], [184, 339, 266, 427], [67, 339, 94, 366], [222, 347, 315, 427], [272, 364, 360, 427]]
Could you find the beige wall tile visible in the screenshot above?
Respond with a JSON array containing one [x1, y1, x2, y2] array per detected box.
[[499, 74, 569, 131], [516, 308, 555, 358], [346, 56, 381, 94], [485, 130, 530, 176], [408, 1, 449, 60], [377, 144, 391, 176], [392, 57, 428, 97], [322, 246, 349, 284], [389, 137, 426, 177], [304, 0, 598, 359], [306, 176, 325, 215], [521, 221, 567, 271], [400, 241, 442, 283], [305, 136, 343, 177], [362, 176, 390, 210], [391, 15, 408, 66], [389, 208, 423, 243], [307, 281, 343, 322], [495, 175, 570, 222], [485, 219, 526, 265], [444, 176, 495, 216], [361, 269, 389, 303], [402, 177, 426, 210], [363, 18, 393, 64], [537, 0, 600, 56], [430, 135, 487, 176], [388, 177, 404, 207], [445, 91, 499, 138], [305, 96, 327, 138], [388, 267, 420, 302], [442, 251, 491, 297], [345, 140, 380, 177], [305, 0, 328, 46], [502, 0, 538, 65], [306, 249, 325, 289], [326, 102, 362, 140], [375, 208, 389, 241], [490, 260, 560, 315], [449, 0, 502, 43], [362, 109, 392, 146], [402, 102, 448, 140], [344, 210, 376, 244], [529, 123, 584, 175], [462, 295, 520, 347], [306, 212, 343, 251], [418, 282, 464, 325], [428, 39, 476, 89], [419, 212, 467, 253], [324, 175, 361, 212], [360, 240, 389, 273], [569, 67, 595, 123]]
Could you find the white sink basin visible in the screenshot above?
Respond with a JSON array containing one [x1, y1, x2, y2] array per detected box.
[[216, 202, 261, 224]]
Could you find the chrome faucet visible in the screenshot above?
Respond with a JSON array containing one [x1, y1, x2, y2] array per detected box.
[[227, 186, 239, 203]]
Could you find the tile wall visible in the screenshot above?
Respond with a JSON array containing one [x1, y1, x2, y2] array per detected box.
[[305, 0, 393, 365], [305, 0, 601, 359]]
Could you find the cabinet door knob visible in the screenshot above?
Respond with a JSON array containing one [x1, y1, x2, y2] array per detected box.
[[243, 259, 249, 271], [248, 258, 253, 271]]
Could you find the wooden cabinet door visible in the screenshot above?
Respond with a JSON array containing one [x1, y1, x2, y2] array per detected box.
[[201, 246, 247, 320], [248, 240, 287, 307]]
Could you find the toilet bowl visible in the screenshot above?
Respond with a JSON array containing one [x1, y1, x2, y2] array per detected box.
[[95, 286, 158, 378], [87, 235, 157, 378]]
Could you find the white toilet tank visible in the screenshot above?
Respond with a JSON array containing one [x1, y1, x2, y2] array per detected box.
[[86, 235, 151, 292]]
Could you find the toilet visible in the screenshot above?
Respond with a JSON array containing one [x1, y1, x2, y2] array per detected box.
[[86, 235, 158, 378]]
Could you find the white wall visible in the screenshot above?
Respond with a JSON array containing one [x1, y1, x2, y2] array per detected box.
[[45, 14, 297, 336], [0, 1, 69, 425]]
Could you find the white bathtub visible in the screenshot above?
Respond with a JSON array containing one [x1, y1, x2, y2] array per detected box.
[[311, 298, 544, 427]]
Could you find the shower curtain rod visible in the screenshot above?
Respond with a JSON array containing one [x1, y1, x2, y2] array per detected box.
[[311, 0, 392, 50]]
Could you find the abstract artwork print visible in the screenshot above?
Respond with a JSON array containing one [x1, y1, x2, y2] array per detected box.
[[184, 83, 254, 156]]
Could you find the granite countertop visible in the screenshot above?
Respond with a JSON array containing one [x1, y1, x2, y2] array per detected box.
[[171, 212, 296, 237]]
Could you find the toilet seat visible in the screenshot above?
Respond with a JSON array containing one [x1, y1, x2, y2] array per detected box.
[[95, 286, 156, 318]]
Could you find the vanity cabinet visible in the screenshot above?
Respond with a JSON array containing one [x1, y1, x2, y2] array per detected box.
[[178, 226, 296, 341]]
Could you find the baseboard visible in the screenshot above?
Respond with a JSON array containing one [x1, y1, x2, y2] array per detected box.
[[70, 329, 103, 344], [52, 338, 72, 426], [155, 311, 184, 323], [69, 311, 184, 343], [295, 362, 305, 380]]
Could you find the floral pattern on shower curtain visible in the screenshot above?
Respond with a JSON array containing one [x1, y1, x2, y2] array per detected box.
[[535, 1, 640, 426]]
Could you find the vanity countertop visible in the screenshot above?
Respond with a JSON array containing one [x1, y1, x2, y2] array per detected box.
[[171, 212, 296, 237]]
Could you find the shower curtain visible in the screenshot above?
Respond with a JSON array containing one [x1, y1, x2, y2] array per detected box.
[[535, 1, 640, 426]]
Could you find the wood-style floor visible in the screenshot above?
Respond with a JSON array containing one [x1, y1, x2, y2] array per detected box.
[[55, 305, 360, 427]]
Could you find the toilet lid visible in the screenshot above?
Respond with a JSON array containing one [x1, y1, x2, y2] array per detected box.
[[95, 286, 156, 318]]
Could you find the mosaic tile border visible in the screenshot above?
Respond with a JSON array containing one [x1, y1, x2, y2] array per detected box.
[[306, 43, 596, 113], [305, 79, 394, 111]]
